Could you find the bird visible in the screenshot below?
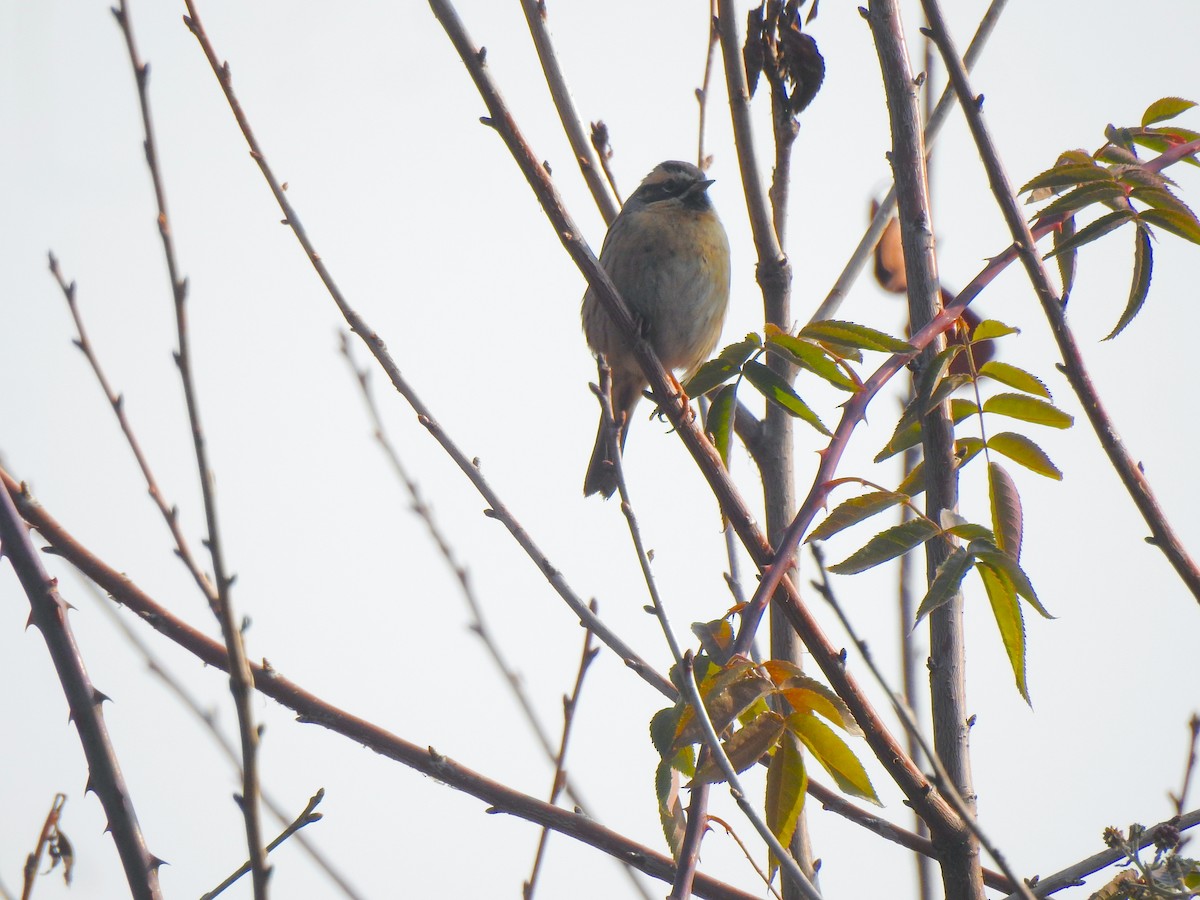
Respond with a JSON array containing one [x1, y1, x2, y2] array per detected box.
[[582, 160, 731, 498]]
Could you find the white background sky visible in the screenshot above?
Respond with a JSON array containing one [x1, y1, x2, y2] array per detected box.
[[3, 1, 1199, 898]]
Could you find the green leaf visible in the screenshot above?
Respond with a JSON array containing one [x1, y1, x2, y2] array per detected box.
[[914, 344, 963, 410], [988, 462, 1023, 561], [1019, 162, 1113, 195], [970, 543, 1054, 619], [1043, 209, 1137, 258], [765, 331, 859, 392], [944, 521, 994, 544], [1105, 224, 1153, 341], [683, 358, 739, 397], [765, 737, 807, 871], [978, 361, 1051, 398], [690, 711, 787, 785], [971, 319, 1020, 342], [1055, 215, 1078, 299], [896, 460, 925, 497], [706, 384, 737, 468], [1032, 181, 1129, 223], [807, 491, 906, 543], [987, 432, 1063, 480], [788, 713, 881, 805], [956, 435, 986, 468], [1139, 207, 1200, 245], [982, 393, 1074, 429], [976, 563, 1029, 703], [923, 373, 972, 415], [914, 545, 974, 621], [799, 320, 914, 354], [742, 360, 830, 435], [1129, 186, 1197, 220], [827, 518, 940, 575], [719, 333, 763, 365], [650, 705, 684, 757], [656, 753, 690, 857], [1142, 96, 1197, 127], [875, 419, 922, 463]]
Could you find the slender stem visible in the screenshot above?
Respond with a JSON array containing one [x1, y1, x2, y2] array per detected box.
[[112, 3, 267, 890], [0, 483, 161, 900], [696, 0, 719, 170], [918, 0, 1200, 603], [20, 794, 66, 900], [518, 0, 619, 225]]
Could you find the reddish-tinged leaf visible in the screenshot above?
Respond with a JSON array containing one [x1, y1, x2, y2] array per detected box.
[[914, 546, 973, 622], [988, 462, 1023, 561], [1105, 224, 1153, 340], [987, 432, 1063, 480], [976, 563, 1029, 703], [979, 361, 1051, 398], [777, 674, 862, 735], [827, 518, 940, 575], [806, 491, 905, 543], [690, 711, 787, 785], [983, 393, 1074, 429], [788, 714, 881, 804]]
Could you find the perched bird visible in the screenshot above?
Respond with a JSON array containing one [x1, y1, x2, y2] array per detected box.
[[582, 160, 731, 498]]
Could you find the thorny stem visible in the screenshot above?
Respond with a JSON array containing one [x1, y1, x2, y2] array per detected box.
[[918, 0, 1200, 604], [113, 2, 268, 891]]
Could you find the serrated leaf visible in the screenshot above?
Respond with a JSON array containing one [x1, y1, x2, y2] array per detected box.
[[1142, 96, 1197, 127], [651, 705, 684, 757], [806, 491, 906, 543], [923, 373, 972, 415], [656, 754, 690, 858], [827, 518, 940, 575], [1134, 126, 1200, 168], [896, 460, 925, 497], [765, 737, 807, 871], [690, 711, 787, 785], [977, 563, 1029, 703], [970, 542, 1054, 619], [914, 545, 973, 621], [978, 361, 1051, 398], [914, 344, 963, 409], [988, 462, 1023, 561], [742, 360, 830, 435], [971, 319, 1020, 342], [788, 714, 881, 804], [683, 358, 739, 397], [765, 332, 859, 391], [1032, 181, 1129, 223], [1019, 162, 1113, 195], [706, 384, 737, 469], [945, 522, 994, 543], [1105, 224, 1153, 341], [1043, 209, 1136, 258], [691, 618, 735, 665], [719, 333, 764, 365], [1130, 185, 1198, 220], [983, 393, 1074, 429], [775, 673, 862, 736], [1139, 207, 1200, 245], [1056, 215, 1077, 299], [799, 320, 914, 354], [875, 419, 922, 462], [674, 661, 774, 747], [956, 435, 986, 468], [987, 432, 1063, 479]]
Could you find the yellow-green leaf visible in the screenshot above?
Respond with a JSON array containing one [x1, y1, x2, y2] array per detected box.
[[1043, 209, 1136, 259], [776, 674, 862, 736], [977, 563, 1029, 703], [914, 545, 973, 622], [806, 491, 906, 543], [828, 518, 940, 575], [1139, 207, 1200, 245], [706, 384, 737, 469], [683, 358, 739, 397], [719, 333, 763, 365], [978, 361, 1051, 398], [987, 432, 1063, 480], [983, 393, 1074, 429], [788, 714, 881, 805], [742, 360, 831, 435], [971, 319, 1020, 342], [765, 331, 859, 392], [765, 737, 807, 869], [799, 320, 914, 354], [988, 462, 1023, 561], [970, 543, 1054, 619], [1142, 96, 1197, 127]]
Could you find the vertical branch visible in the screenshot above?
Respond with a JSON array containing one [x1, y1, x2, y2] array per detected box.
[[696, 0, 719, 170], [111, 2, 268, 892], [0, 485, 162, 900], [864, 4, 982, 900], [518, 0, 620, 225]]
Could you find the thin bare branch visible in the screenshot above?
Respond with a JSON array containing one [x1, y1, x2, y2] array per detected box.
[[696, 1, 719, 171], [1171, 715, 1200, 817], [0, 470, 758, 900], [20, 794, 67, 900], [111, 3, 267, 889], [518, 0, 619, 225], [0, 483, 161, 899], [200, 791, 325, 900], [918, 0, 1200, 603]]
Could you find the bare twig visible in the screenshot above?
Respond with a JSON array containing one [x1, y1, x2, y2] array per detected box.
[[0, 470, 758, 900], [524, 614, 601, 900], [918, 0, 1200, 603], [706, 816, 784, 900], [678, 654, 823, 900], [0, 484, 161, 900], [111, 3, 268, 890], [1170, 715, 1200, 817], [865, 3, 981, 899], [200, 790, 325, 900], [810, 0, 1009, 324], [696, 0, 719, 171], [20, 794, 67, 900], [74, 572, 364, 899], [518, 0, 620, 225]]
